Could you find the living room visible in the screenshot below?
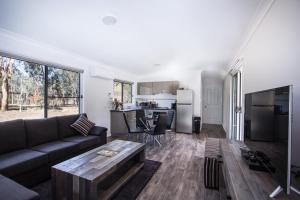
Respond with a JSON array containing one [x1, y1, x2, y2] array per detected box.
[[0, 0, 300, 200]]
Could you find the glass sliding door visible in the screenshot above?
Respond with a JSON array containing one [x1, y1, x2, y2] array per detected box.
[[231, 71, 242, 140]]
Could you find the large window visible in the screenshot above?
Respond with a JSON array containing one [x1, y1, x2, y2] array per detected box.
[[0, 55, 81, 121], [47, 67, 80, 117], [113, 80, 132, 104]]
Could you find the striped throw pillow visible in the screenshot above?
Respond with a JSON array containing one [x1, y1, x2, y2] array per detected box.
[[70, 115, 95, 136], [204, 157, 219, 189]]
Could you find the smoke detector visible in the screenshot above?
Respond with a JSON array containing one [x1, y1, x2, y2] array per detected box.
[[102, 15, 117, 25]]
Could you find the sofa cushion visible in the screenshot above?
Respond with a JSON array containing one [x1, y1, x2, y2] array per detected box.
[[0, 149, 48, 177], [70, 115, 95, 136], [0, 119, 26, 154], [57, 113, 87, 138], [31, 141, 79, 163], [63, 135, 101, 150], [25, 117, 58, 147], [0, 174, 40, 200]]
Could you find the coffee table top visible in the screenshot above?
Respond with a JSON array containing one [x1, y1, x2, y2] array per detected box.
[[52, 140, 145, 182]]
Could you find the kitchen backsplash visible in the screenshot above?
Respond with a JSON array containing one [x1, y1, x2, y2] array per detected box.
[[136, 93, 176, 109]]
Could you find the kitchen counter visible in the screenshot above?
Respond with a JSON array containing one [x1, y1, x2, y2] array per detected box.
[[110, 107, 175, 136], [144, 107, 174, 110], [110, 108, 143, 112], [110, 107, 175, 112]]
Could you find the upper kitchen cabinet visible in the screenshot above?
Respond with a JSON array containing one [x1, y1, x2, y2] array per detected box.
[[153, 81, 173, 94], [137, 82, 153, 95], [172, 81, 179, 95], [137, 81, 179, 95]]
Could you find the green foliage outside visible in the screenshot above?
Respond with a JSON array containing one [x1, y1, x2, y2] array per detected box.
[[0, 55, 80, 120]]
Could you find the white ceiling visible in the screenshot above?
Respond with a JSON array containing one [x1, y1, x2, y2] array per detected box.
[[0, 0, 262, 74]]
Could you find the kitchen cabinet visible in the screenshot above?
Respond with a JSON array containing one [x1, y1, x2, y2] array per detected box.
[[153, 81, 173, 94], [137, 81, 179, 95], [172, 81, 179, 95], [137, 82, 153, 95]]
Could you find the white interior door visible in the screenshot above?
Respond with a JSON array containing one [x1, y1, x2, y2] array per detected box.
[[202, 77, 223, 124]]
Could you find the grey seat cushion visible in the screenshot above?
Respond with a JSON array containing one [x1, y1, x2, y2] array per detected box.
[[0, 174, 40, 200], [0, 119, 26, 154], [0, 149, 48, 177], [31, 141, 79, 163], [63, 135, 101, 150], [25, 117, 59, 147]]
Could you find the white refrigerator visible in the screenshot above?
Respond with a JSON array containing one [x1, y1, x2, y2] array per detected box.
[[176, 90, 193, 133]]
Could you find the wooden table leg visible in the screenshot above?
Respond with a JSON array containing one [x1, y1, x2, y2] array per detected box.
[[51, 168, 57, 200]]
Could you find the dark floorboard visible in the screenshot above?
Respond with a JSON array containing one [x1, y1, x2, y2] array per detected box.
[[109, 124, 227, 200], [201, 123, 226, 139]]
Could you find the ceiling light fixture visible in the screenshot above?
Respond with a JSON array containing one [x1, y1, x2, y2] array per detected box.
[[154, 64, 160, 66], [102, 15, 117, 25]]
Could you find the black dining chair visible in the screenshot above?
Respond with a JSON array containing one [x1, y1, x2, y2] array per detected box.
[[136, 109, 146, 129], [123, 112, 144, 142], [166, 110, 175, 129], [166, 110, 176, 139], [143, 113, 168, 146]]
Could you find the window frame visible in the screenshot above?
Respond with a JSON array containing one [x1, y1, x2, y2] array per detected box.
[[45, 66, 81, 117], [0, 53, 83, 119], [113, 79, 133, 104]]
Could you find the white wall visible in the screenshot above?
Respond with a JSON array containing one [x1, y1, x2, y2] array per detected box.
[[136, 68, 202, 117], [84, 72, 136, 136], [241, 0, 300, 167], [0, 28, 137, 136], [225, 0, 300, 189]]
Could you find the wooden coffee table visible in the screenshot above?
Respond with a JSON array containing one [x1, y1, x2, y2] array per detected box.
[[52, 140, 145, 200]]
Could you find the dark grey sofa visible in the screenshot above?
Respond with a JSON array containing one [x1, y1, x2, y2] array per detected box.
[[0, 113, 107, 189], [0, 174, 40, 200]]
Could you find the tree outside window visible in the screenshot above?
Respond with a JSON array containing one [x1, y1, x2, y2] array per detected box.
[[0, 55, 82, 122], [123, 83, 132, 104], [113, 80, 132, 104], [47, 67, 80, 117]]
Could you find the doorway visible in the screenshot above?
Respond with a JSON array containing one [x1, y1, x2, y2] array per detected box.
[[231, 71, 242, 140], [202, 74, 223, 125]]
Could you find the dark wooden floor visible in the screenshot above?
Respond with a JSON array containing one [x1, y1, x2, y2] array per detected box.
[[200, 123, 226, 139], [109, 124, 300, 200], [110, 123, 226, 200]]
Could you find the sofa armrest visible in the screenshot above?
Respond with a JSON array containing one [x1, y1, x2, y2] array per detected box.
[[90, 126, 107, 144], [90, 126, 107, 136]]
